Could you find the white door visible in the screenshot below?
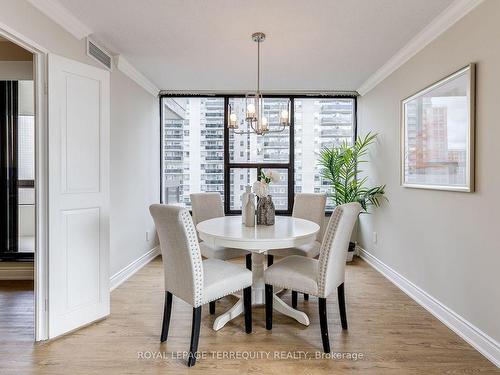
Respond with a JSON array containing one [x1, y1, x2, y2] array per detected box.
[[47, 54, 110, 338]]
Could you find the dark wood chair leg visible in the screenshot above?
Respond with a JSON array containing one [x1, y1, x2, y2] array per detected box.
[[338, 282, 348, 330], [246, 253, 252, 270], [160, 291, 173, 342], [292, 290, 298, 309], [318, 297, 330, 353], [187, 306, 202, 367], [304, 293, 309, 301], [243, 286, 252, 334], [209, 301, 216, 315], [267, 254, 274, 267], [265, 284, 273, 330]]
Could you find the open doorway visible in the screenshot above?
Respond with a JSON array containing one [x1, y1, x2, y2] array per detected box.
[[1, 24, 111, 342], [0, 36, 35, 341]]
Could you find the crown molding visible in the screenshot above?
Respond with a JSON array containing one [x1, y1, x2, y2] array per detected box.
[[27, 0, 92, 40], [27, 0, 160, 96], [357, 0, 484, 96], [116, 56, 160, 97]]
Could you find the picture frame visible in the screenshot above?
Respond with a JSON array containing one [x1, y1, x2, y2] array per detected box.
[[401, 64, 475, 192]]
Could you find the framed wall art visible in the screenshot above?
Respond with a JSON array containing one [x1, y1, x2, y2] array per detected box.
[[401, 64, 475, 192]]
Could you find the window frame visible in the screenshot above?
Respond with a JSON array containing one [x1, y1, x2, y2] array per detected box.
[[160, 94, 357, 215], [1, 81, 35, 261]]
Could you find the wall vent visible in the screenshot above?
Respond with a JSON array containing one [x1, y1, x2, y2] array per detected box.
[[86, 38, 113, 71]]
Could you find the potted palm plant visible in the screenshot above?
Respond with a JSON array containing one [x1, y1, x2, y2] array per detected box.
[[319, 132, 386, 262]]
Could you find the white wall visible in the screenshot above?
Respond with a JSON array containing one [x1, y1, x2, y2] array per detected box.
[[0, 61, 32, 79], [0, 38, 33, 79], [358, 0, 500, 345], [0, 0, 159, 277], [110, 70, 159, 275]]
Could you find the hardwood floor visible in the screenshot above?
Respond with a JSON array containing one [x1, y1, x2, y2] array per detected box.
[[0, 257, 498, 374], [0, 280, 34, 343]]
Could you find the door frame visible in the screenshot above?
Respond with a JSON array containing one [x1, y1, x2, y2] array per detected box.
[[0, 22, 49, 341]]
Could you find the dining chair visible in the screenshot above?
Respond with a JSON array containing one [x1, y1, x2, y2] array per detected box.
[[191, 192, 251, 314], [150, 204, 253, 367], [264, 202, 361, 353], [267, 193, 326, 304]]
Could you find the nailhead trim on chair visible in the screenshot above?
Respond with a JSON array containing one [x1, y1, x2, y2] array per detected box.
[[181, 209, 204, 307], [202, 285, 252, 304], [317, 207, 343, 297]]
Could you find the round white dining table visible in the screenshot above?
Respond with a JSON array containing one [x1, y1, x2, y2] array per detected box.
[[196, 215, 320, 331]]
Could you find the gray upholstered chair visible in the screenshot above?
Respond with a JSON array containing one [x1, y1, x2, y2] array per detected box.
[[150, 204, 252, 367], [268, 193, 326, 304], [268, 193, 326, 261], [191, 192, 251, 262], [264, 202, 361, 353]]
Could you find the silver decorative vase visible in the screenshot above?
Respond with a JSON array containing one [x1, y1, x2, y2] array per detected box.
[[256, 195, 275, 225]]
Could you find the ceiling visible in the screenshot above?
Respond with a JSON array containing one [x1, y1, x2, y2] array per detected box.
[[56, 0, 454, 92]]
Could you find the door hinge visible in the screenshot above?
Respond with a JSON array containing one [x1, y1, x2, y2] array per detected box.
[[44, 82, 48, 95], [45, 298, 48, 311]]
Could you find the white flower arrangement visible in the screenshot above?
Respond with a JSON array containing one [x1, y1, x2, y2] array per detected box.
[[252, 170, 279, 198], [261, 169, 280, 183], [252, 180, 268, 198]]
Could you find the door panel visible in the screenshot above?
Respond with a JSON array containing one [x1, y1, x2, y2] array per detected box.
[[63, 208, 101, 309], [62, 74, 101, 193], [48, 54, 109, 338]]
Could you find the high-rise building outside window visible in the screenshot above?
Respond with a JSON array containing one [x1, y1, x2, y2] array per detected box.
[[161, 97, 224, 207], [161, 96, 356, 212], [294, 98, 355, 210]]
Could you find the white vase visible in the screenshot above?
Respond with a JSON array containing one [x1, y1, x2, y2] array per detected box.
[[241, 185, 252, 225], [244, 192, 255, 227]]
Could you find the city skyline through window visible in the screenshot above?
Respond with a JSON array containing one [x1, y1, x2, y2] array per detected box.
[[160, 96, 356, 212], [294, 98, 355, 210]]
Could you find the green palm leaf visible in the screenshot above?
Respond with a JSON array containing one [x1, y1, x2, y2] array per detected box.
[[319, 132, 387, 212]]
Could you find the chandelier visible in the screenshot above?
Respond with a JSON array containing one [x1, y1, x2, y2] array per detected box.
[[228, 32, 291, 135]]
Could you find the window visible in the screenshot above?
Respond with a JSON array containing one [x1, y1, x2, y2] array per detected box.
[[294, 98, 355, 210], [161, 97, 224, 207], [229, 168, 258, 210], [160, 95, 356, 213], [1, 80, 35, 259], [227, 97, 292, 213], [228, 98, 290, 164]]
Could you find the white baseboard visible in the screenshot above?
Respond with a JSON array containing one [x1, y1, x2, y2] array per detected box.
[[358, 247, 500, 368], [0, 262, 34, 280], [110, 246, 160, 291]]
